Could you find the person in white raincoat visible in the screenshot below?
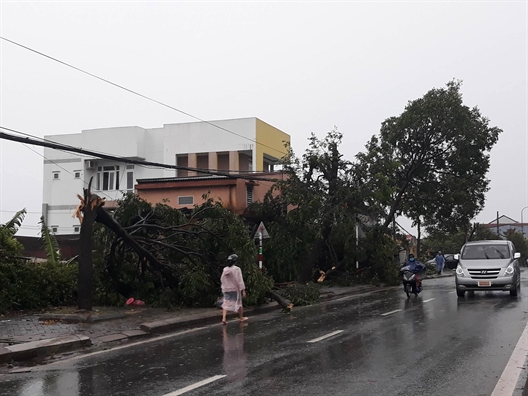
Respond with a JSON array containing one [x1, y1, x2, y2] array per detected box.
[[220, 254, 247, 324]]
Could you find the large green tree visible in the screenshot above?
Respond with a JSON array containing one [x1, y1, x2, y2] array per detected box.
[[248, 129, 398, 285], [277, 130, 361, 282], [356, 80, 502, 239]]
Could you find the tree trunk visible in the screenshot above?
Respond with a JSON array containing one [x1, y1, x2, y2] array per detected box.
[[382, 178, 411, 232], [299, 238, 324, 283], [77, 189, 99, 310], [95, 207, 179, 286], [266, 290, 293, 312]]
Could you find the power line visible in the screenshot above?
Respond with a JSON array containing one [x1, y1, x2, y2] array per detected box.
[[0, 209, 41, 214], [6, 126, 279, 175], [0, 36, 289, 157], [21, 142, 117, 201], [0, 127, 283, 183]]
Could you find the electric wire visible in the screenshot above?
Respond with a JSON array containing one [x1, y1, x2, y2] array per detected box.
[[21, 143, 116, 201], [0, 127, 284, 183], [0, 36, 289, 157], [4, 126, 278, 175], [0, 210, 41, 214]]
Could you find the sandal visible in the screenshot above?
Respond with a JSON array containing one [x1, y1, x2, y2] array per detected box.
[[239, 317, 248, 322], [221, 320, 227, 325]]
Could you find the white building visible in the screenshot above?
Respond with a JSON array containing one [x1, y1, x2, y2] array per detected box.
[[42, 117, 290, 235]]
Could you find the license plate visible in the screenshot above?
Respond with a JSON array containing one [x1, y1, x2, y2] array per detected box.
[[478, 281, 491, 287]]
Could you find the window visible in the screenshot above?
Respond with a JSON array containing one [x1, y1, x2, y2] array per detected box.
[[74, 226, 80, 233], [461, 244, 511, 259], [96, 165, 120, 191], [53, 172, 60, 180], [51, 226, 58, 233], [127, 171, 134, 190], [74, 171, 81, 179], [246, 185, 254, 205], [178, 196, 194, 205]]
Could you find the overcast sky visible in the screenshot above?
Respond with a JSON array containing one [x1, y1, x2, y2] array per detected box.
[[1, 1, 527, 237]]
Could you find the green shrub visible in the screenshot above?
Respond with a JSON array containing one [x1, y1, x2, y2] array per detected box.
[[425, 262, 437, 276], [0, 259, 77, 312]]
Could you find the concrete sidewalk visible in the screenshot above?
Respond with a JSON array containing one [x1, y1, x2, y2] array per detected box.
[[0, 283, 388, 365]]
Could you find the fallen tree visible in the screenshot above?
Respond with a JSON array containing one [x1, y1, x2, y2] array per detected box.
[[75, 184, 292, 311]]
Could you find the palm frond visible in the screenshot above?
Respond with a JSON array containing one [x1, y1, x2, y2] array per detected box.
[[3, 208, 27, 235], [39, 216, 62, 264]]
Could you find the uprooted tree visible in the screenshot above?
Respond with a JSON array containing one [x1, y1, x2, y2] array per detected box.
[[74, 181, 292, 311]]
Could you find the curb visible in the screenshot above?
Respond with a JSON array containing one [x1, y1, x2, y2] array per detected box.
[[1, 335, 91, 364], [4, 284, 392, 364], [38, 312, 127, 323], [139, 302, 280, 334]]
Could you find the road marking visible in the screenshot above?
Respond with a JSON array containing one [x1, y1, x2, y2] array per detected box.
[[307, 330, 344, 343], [491, 320, 528, 396], [163, 375, 226, 396], [448, 291, 456, 294], [18, 326, 208, 371], [381, 309, 401, 316], [422, 298, 436, 303]]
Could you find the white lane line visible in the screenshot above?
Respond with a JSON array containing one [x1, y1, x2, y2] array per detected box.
[[163, 375, 226, 396], [381, 309, 401, 316], [449, 291, 456, 294], [307, 330, 344, 343], [18, 326, 208, 371], [491, 320, 528, 396], [422, 298, 436, 303]]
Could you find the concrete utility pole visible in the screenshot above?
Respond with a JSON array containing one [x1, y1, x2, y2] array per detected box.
[[521, 206, 528, 238], [355, 223, 359, 273]]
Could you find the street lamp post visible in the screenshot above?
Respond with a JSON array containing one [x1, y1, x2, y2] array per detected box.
[[521, 206, 528, 238]]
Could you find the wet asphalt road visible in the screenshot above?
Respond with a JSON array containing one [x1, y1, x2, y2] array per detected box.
[[1, 274, 527, 396]]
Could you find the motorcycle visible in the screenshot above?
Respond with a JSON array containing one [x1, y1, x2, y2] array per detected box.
[[400, 265, 423, 298]]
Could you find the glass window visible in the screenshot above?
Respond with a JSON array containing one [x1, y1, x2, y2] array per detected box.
[[178, 196, 194, 205], [246, 185, 254, 205], [127, 172, 134, 190], [96, 164, 123, 191], [103, 172, 109, 190], [74, 171, 81, 179], [461, 244, 510, 259], [53, 172, 60, 180]]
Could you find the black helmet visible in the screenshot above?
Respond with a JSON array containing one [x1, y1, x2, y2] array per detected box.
[[227, 254, 239, 263]]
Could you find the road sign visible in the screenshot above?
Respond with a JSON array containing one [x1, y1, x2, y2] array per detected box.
[[253, 221, 270, 239]]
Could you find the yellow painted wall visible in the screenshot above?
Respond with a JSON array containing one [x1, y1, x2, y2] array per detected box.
[[255, 119, 290, 172]]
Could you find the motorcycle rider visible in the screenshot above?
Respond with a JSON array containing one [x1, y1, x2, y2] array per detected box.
[[402, 253, 426, 291]]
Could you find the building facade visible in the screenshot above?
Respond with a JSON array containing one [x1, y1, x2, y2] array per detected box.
[[42, 118, 290, 235], [482, 215, 528, 239], [135, 172, 285, 215]]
